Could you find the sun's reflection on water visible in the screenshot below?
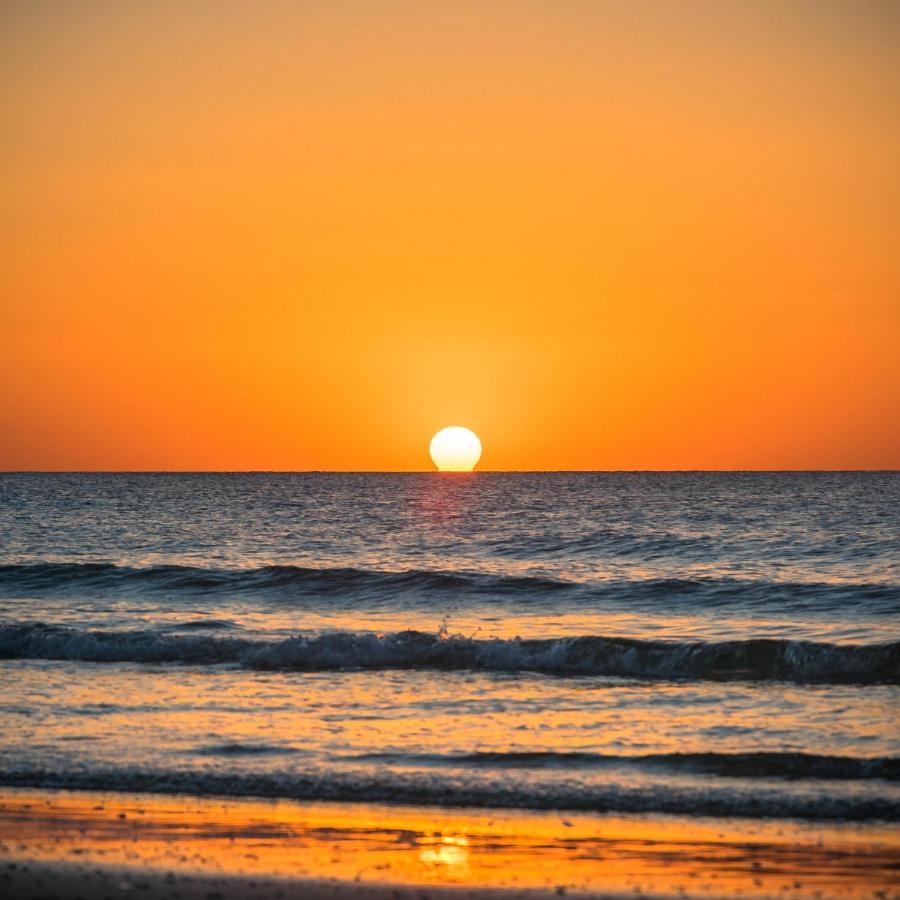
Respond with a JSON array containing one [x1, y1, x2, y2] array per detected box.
[[418, 832, 469, 876]]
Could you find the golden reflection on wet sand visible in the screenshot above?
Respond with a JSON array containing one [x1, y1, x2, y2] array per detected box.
[[0, 788, 897, 898]]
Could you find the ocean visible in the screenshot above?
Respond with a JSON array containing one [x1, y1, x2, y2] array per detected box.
[[0, 472, 898, 824]]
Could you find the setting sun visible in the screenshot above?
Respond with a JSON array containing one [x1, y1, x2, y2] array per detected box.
[[429, 427, 482, 472]]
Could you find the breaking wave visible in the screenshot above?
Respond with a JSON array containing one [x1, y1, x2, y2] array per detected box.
[[353, 750, 900, 781], [0, 764, 896, 821], [1, 623, 897, 684]]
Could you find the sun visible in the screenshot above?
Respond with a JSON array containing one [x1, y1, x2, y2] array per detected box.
[[429, 426, 482, 472]]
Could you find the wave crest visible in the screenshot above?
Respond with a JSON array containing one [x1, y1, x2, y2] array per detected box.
[[1, 623, 897, 685], [0, 764, 896, 821], [0, 562, 897, 615], [354, 750, 900, 781]]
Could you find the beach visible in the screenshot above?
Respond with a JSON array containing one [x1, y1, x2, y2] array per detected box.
[[2, 787, 899, 899]]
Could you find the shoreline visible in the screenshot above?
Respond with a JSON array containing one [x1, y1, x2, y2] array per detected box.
[[2, 861, 658, 900], [1, 787, 898, 899]]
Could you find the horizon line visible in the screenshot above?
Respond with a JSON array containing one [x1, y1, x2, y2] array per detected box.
[[2, 469, 898, 475]]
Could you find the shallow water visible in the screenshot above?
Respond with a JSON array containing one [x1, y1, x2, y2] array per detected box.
[[0, 472, 898, 821], [3, 789, 899, 898]]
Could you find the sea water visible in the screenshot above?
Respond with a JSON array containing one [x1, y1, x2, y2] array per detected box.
[[0, 472, 897, 821]]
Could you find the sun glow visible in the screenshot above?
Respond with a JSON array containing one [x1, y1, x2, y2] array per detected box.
[[429, 427, 482, 472]]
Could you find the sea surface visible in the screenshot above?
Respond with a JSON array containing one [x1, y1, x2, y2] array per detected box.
[[0, 472, 898, 822]]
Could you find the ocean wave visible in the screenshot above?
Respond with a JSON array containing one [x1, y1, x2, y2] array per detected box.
[[0, 562, 896, 614], [194, 742, 303, 757], [352, 750, 900, 781], [1, 623, 897, 684], [0, 764, 896, 821], [158, 618, 239, 632], [0, 561, 567, 598]]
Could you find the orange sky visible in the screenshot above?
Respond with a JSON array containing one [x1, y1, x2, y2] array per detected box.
[[2, 1, 898, 470]]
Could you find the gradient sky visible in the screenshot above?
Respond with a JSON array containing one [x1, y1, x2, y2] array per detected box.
[[2, 1, 898, 470]]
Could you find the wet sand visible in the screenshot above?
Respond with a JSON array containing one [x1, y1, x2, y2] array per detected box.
[[0, 787, 897, 899], [2, 861, 642, 900]]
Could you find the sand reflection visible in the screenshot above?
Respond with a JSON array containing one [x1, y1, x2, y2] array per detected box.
[[418, 832, 470, 876], [1, 788, 898, 898]]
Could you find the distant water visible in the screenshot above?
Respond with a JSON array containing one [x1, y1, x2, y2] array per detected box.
[[0, 472, 898, 821]]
